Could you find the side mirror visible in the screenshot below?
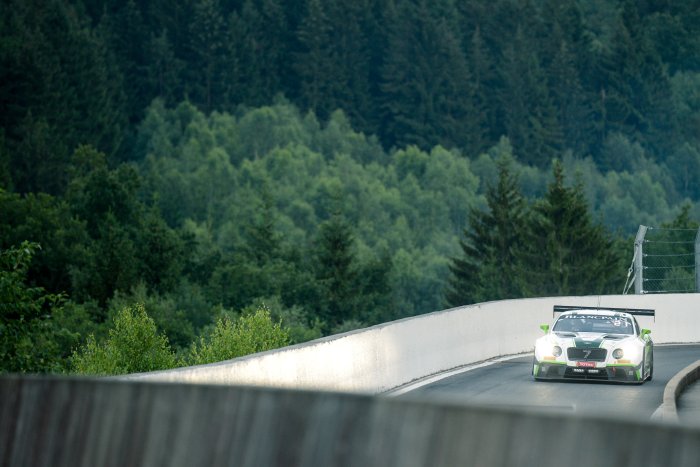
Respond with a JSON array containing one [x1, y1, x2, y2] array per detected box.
[[540, 324, 550, 334], [641, 329, 651, 337]]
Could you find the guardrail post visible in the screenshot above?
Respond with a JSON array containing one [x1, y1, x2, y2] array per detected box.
[[635, 225, 647, 294]]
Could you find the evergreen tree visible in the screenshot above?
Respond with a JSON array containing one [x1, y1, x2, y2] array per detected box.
[[446, 157, 529, 306], [229, 0, 289, 107], [244, 187, 280, 265], [314, 211, 358, 332], [499, 27, 562, 167], [147, 29, 184, 108], [294, 0, 334, 119], [188, 0, 227, 113], [99, 0, 151, 126], [546, 35, 594, 157], [464, 26, 495, 156], [380, 0, 474, 150], [594, 1, 676, 159], [316, 0, 374, 132], [1, 0, 127, 192], [521, 160, 622, 296]]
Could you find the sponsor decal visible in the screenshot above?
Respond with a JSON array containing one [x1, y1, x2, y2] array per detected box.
[[577, 361, 596, 368], [616, 359, 631, 364], [543, 356, 555, 361]]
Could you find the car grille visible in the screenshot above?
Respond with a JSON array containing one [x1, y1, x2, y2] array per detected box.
[[567, 348, 607, 362]]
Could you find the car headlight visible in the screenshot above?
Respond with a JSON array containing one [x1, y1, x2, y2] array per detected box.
[[536, 340, 562, 359], [613, 344, 641, 361]]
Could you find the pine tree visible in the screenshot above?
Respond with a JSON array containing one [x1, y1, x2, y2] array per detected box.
[[446, 157, 529, 307], [99, 0, 151, 126], [499, 27, 562, 167], [521, 161, 622, 296], [464, 26, 495, 156], [147, 29, 184, 107], [594, 1, 677, 159], [295, 0, 334, 119], [2, 0, 127, 192], [188, 0, 227, 113], [314, 211, 358, 332], [321, 0, 374, 133], [547, 36, 594, 157], [230, 0, 289, 107], [244, 187, 281, 265], [380, 0, 474, 150]]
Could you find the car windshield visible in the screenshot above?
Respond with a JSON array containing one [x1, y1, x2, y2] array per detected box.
[[553, 314, 634, 335]]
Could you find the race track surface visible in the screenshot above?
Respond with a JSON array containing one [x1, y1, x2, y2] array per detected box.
[[405, 344, 700, 419]]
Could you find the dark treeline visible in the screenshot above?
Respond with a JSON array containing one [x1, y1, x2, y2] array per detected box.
[[2, 0, 700, 373], [3, 0, 700, 193]]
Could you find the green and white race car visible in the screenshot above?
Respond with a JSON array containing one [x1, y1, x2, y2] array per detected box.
[[533, 306, 654, 384]]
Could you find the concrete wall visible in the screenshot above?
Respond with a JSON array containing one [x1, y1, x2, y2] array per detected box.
[[3, 376, 700, 467], [125, 294, 700, 393]]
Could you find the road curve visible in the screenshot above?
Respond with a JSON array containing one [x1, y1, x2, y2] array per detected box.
[[404, 344, 700, 419]]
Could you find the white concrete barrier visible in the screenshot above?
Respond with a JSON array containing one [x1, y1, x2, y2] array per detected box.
[[124, 294, 700, 393], [5, 376, 700, 467]]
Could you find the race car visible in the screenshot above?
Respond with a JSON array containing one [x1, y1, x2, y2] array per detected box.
[[533, 306, 654, 383]]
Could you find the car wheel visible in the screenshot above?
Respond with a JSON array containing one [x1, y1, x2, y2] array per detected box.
[[647, 351, 654, 381]]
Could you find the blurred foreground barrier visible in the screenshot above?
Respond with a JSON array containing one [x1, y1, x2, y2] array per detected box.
[[2, 376, 700, 467], [124, 294, 700, 393], [661, 360, 700, 422]]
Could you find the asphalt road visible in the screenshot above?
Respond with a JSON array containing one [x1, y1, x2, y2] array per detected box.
[[404, 344, 700, 420]]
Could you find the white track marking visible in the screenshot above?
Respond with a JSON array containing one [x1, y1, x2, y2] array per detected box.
[[386, 353, 530, 396]]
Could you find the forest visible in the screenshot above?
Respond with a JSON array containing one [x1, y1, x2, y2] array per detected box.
[[1, 0, 700, 374]]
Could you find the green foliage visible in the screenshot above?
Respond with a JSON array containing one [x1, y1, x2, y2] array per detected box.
[[71, 304, 177, 375], [0, 242, 65, 373], [0, 189, 87, 293], [1, 0, 126, 194], [449, 156, 631, 304], [314, 211, 358, 331], [521, 161, 623, 296], [63, 145, 189, 309], [446, 157, 529, 306], [2, 0, 700, 374], [187, 305, 289, 365], [107, 284, 196, 351], [499, 27, 562, 166], [380, 0, 475, 150], [248, 296, 323, 345], [3, 0, 700, 182]]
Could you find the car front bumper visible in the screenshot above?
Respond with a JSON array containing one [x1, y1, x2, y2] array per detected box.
[[534, 360, 643, 382]]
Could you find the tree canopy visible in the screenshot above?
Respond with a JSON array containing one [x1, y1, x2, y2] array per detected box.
[[2, 0, 700, 373]]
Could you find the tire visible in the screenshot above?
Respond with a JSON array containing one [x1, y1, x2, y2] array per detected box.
[[647, 349, 654, 381]]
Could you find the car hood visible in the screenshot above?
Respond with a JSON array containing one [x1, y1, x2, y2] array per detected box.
[[551, 332, 636, 348]]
